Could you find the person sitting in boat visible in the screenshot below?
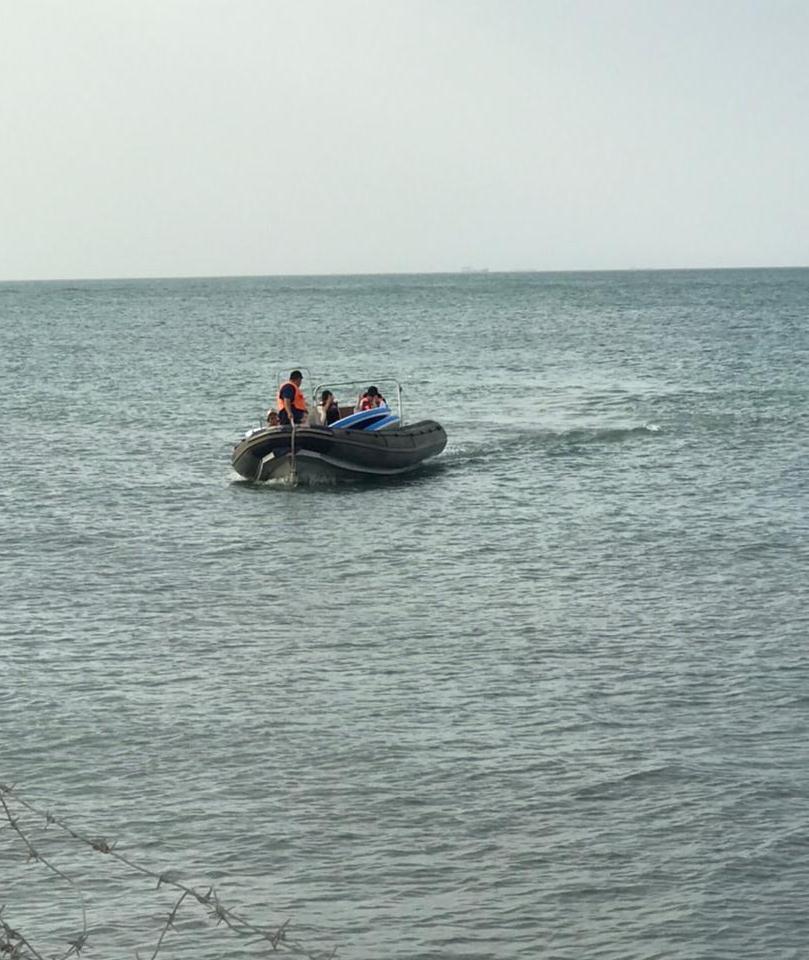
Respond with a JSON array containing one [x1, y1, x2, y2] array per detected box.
[[357, 385, 386, 411], [266, 408, 279, 427], [277, 370, 308, 426], [316, 389, 341, 426]]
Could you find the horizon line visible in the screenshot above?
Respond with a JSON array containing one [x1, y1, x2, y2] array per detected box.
[[2, 263, 808, 284]]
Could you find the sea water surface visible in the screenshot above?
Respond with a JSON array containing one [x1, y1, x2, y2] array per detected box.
[[1, 269, 808, 959]]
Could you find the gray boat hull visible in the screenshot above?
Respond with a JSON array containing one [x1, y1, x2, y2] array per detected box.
[[231, 421, 447, 483]]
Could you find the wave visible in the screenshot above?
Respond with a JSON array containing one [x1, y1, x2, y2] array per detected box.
[[572, 764, 686, 801]]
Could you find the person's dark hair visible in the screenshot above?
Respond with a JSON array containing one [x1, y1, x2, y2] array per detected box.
[[366, 385, 379, 396], [290, 369, 303, 381], [321, 389, 333, 403]]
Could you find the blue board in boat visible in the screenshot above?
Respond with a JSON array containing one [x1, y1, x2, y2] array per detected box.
[[331, 406, 391, 430], [365, 414, 400, 431]]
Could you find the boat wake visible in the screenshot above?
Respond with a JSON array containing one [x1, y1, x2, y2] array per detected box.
[[441, 422, 662, 468]]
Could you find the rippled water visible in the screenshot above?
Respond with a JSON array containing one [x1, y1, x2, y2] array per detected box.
[[1, 270, 808, 959]]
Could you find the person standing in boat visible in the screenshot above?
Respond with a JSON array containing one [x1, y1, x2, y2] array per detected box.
[[358, 385, 386, 411], [277, 370, 308, 426]]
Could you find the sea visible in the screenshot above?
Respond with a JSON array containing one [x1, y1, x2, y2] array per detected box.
[[1, 268, 808, 960]]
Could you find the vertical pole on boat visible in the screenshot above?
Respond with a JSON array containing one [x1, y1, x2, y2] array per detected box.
[[290, 422, 298, 485], [397, 382, 403, 424]]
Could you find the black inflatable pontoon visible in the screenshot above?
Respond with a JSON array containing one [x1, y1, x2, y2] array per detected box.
[[232, 402, 446, 483]]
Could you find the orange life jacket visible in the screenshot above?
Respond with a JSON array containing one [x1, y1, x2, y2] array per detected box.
[[359, 394, 385, 411], [277, 381, 307, 413]]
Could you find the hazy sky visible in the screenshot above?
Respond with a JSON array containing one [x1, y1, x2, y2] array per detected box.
[[2, 0, 808, 279]]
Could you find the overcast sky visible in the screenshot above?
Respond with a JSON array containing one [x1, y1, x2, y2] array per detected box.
[[1, 0, 807, 280]]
